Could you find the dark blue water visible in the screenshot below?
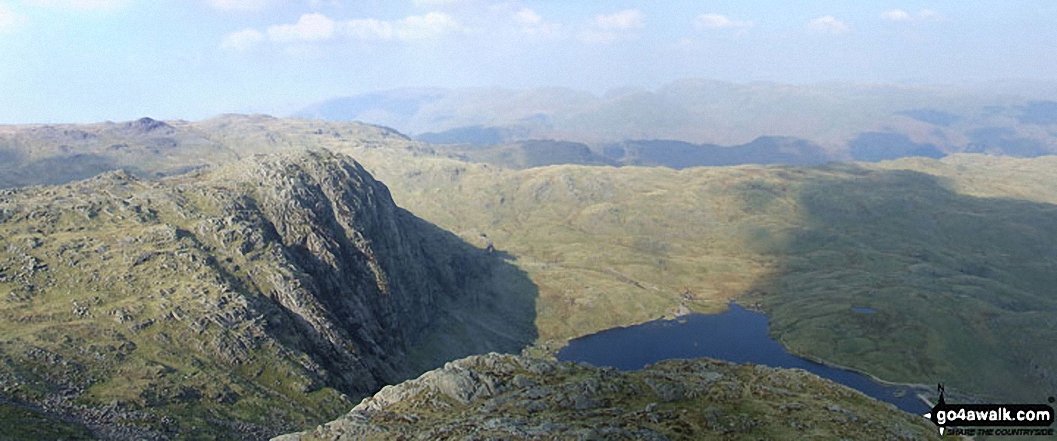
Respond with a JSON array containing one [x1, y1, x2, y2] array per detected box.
[[851, 306, 877, 314], [555, 303, 928, 414]]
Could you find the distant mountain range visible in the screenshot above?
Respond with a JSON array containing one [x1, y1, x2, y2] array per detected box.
[[295, 79, 1057, 162]]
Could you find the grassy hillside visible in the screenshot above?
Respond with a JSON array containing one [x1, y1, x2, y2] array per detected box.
[[435, 140, 619, 169], [435, 136, 834, 171], [348, 147, 1057, 403], [1, 116, 1054, 412], [0, 150, 537, 438], [0, 115, 422, 190]]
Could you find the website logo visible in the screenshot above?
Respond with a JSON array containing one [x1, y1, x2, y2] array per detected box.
[[923, 384, 1055, 437]]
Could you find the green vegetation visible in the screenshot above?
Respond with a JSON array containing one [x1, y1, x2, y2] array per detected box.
[[280, 353, 941, 441], [0, 170, 353, 437], [435, 139, 618, 169], [350, 147, 1057, 403], [0, 150, 537, 438], [0, 403, 93, 440], [2, 116, 1056, 438]]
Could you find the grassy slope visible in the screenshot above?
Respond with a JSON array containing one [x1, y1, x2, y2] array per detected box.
[[2, 117, 1055, 416], [148, 119, 1050, 403], [344, 148, 1057, 403], [0, 403, 93, 440], [0, 147, 540, 438], [0, 174, 352, 438]]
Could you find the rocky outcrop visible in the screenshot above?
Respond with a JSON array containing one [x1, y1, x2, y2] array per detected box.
[[204, 150, 480, 392], [119, 117, 176, 136], [0, 149, 535, 439], [275, 353, 941, 440]]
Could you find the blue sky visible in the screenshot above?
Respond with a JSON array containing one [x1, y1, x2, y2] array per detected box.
[[1, 0, 1056, 123]]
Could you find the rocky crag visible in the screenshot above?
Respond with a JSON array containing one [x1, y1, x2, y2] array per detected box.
[[0, 150, 536, 439], [275, 353, 941, 441]]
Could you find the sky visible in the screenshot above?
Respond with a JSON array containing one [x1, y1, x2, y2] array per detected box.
[[1, 0, 1056, 123]]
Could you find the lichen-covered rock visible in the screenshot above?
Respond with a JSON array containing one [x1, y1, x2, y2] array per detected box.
[[0, 150, 536, 439], [275, 353, 941, 441]]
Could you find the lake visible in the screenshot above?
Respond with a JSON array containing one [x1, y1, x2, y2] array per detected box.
[[555, 303, 929, 414]]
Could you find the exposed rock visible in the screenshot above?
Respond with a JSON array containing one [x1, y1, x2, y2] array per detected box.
[[120, 117, 175, 135], [0, 149, 535, 439], [274, 353, 941, 441]]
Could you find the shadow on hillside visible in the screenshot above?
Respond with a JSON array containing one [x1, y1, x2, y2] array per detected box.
[[0, 154, 119, 189], [396, 210, 539, 380], [742, 162, 1057, 402], [245, 204, 539, 394]]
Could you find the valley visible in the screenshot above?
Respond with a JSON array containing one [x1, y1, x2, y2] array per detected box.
[[0, 115, 1055, 438], [6, 2, 1057, 438]]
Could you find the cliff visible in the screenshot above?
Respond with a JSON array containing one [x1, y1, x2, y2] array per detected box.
[[0, 150, 536, 439]]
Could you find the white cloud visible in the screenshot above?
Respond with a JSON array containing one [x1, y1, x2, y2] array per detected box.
[[594, 9, 642, 30], [223, 10, 460, 49], [220, 28, 265, 50], [881, 9, 911, 21], [340, 12, 460, 41], [883, 8, 943, 22], [267, 13, 336, 42], [513, 7, 561, 37], [0, 5, 27, 33], [807, 15, 849, 34], [395, 11, 459, 40], [27, 0, 129, 10], [695, 13, 751, 30]]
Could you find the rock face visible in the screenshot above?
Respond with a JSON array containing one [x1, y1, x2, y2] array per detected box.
[[211, 151, 457, 393], [275, 353, 941, 441], [0, 150, 536, 439]]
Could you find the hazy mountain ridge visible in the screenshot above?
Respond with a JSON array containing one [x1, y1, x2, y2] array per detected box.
[[0, 149, 536, 439], [297, 80, 1057, 160], [274, 353, 940, 440]]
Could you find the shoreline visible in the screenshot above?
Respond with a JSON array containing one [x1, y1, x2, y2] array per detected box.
[[542, 302, 992, 413]]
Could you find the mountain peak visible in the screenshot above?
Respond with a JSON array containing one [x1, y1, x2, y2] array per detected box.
[[122, 117, 174, 135]]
